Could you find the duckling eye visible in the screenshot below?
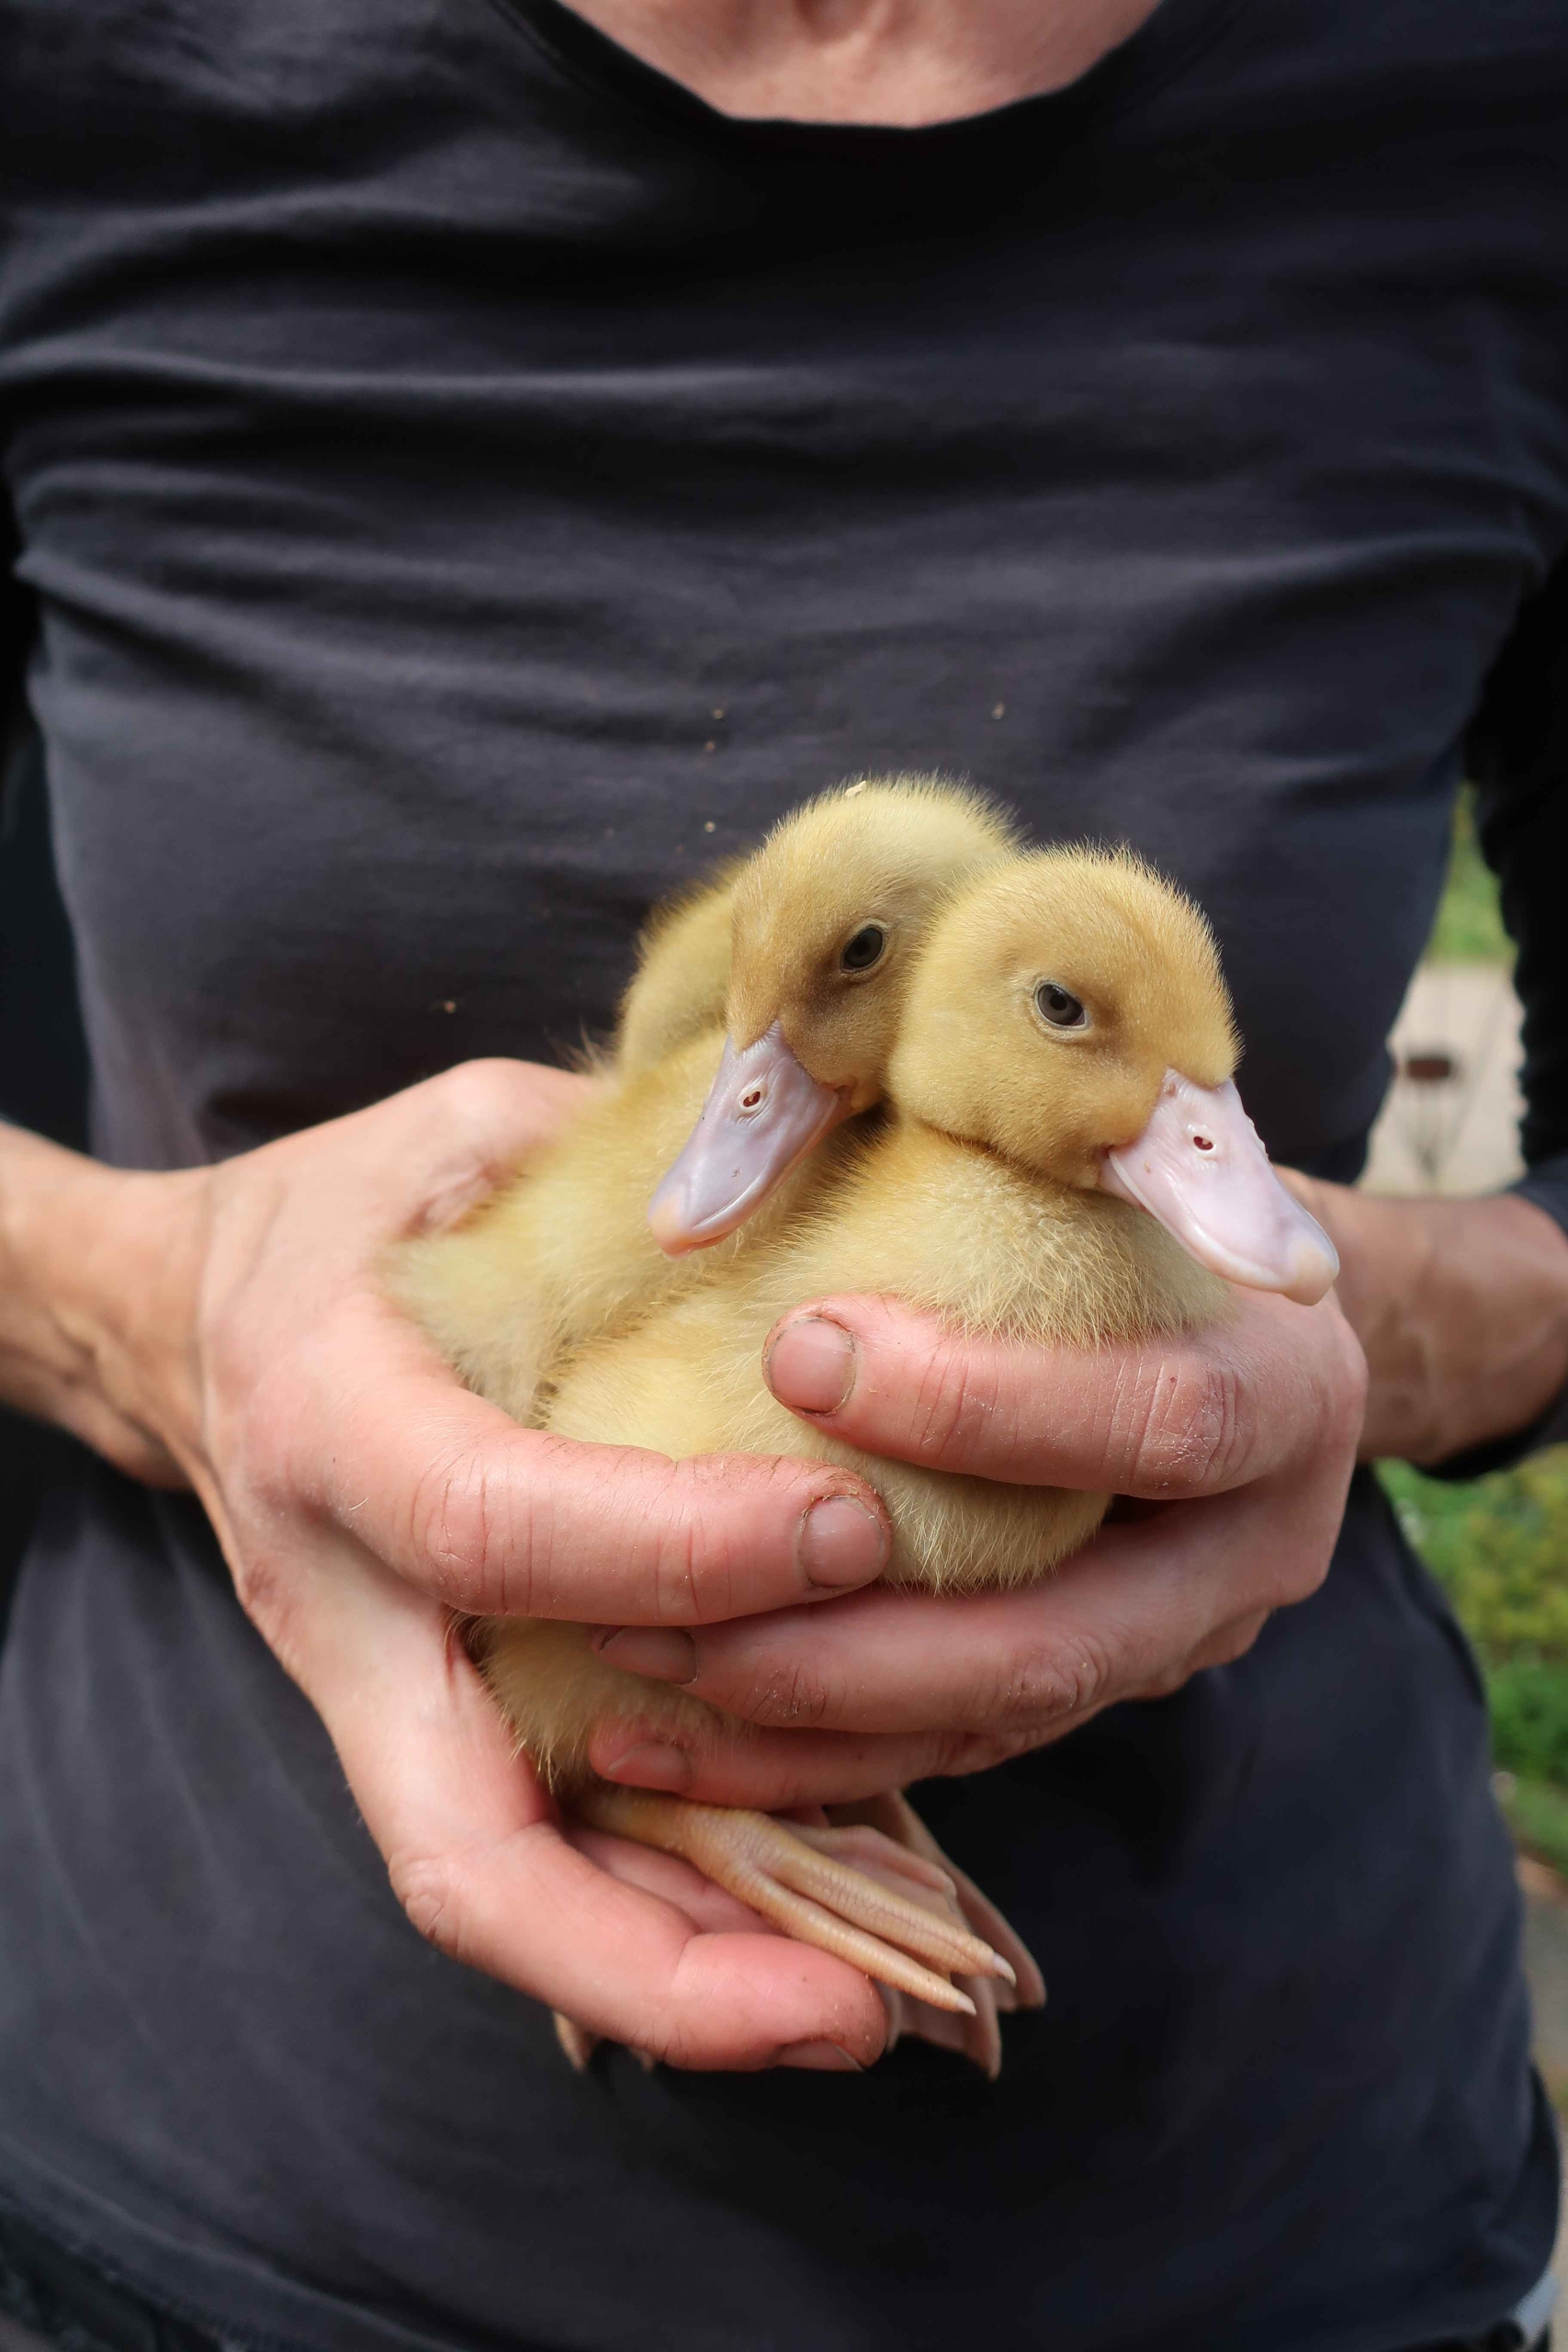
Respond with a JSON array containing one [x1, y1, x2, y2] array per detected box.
[[1035, 980, 1087, 1029], [840, 923, 886, 973]]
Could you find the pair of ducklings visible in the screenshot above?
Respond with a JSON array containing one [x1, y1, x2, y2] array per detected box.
[[391, 778, 1337, 2069]]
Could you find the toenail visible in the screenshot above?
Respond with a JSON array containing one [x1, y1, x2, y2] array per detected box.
[[594, 1738, 693, 1792], [594, 1627, 698, 1684], [776, 2040, 865, 2073], [798, 1494, 888, 1589], [765, 1315, 856, 1414]]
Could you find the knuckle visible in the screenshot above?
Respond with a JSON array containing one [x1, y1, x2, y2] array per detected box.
[[1118, 1353, 1253, 1495], [658, 1456, 743, 1620], [229, 1375, 307, 1518], [647, 2006, 717, 2071], [226, 1539, 291, 1644], [668, 1451, 814, 1618], [1269, 1531, 1334, 1608], [748, 1657, 838, 1730], [408, 1440, 531, 1611], [427, 1057, 521, 1137], [657, 1516, 703, 1627], [964, 1629, 1115, 1736], [387, 1849, 468, 1960], [929, 1726, 1036, 1776], [1321, 1317, 1370, 1451], [1207, 1610, 1270, 1668], [929, 1729, 996, 1777], [903, 1342, 998, 1462]]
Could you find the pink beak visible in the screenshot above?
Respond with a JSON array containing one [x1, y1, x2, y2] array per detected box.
[[1100, 1072, 1338, 1306], [649, 1023, 850, 1257]]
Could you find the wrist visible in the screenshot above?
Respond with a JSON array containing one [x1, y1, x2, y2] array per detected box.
[[1289, 1177, 1568, 1466], [0, 1125, 203, 1484]]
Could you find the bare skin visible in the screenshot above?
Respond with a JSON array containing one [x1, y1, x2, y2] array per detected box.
[[555, 0, 1166, 125], [1286, 1177, 1568, 1467], [3, 1049, 1563, 2069]]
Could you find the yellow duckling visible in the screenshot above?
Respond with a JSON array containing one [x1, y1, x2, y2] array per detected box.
[[612, 865, 739, 1075], [390, 777, 1014, 1424], [482, 848, 1338, 2023]]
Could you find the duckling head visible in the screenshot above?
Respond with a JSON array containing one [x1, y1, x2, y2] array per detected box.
[[886, 848, 1338, 1305], [649, 776, 1017, 1255]]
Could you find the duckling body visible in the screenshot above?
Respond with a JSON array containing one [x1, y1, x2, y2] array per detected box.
[[475, 846, 1337, 2040], [614, 868, 738, 1075]]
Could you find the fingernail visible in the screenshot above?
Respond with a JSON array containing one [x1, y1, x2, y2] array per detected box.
[[766, 1316, 856, 1413], [593, 1628, 698, 1685], [594, 1738, 693, 1792], [798, 1494, 888, 1589], [776, 2040, 865, 2073]]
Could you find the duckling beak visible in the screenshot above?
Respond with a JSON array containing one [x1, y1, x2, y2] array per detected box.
[[1100, 1073, 1339, 1306], [649, 1023, 850, 1256]]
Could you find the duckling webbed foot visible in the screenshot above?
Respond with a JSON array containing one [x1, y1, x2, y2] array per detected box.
[[572, 1782, 1018, 2016], [827, 1791, 1046, 2080]]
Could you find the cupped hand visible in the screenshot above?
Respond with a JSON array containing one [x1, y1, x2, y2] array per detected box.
[[12, 1062, 899, 2073], [587, 1283, 1367, 1802]]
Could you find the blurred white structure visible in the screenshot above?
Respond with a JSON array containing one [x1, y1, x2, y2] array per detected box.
[[1361, 963, 1523, 1196]]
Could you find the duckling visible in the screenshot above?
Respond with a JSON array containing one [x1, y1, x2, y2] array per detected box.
[[483, 848, 1338, 2029], [389, 777, 1015, 1424], [613, 865, 739, 1075]]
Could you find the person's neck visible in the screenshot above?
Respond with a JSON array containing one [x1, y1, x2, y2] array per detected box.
[[548, 0, 1167, 126]]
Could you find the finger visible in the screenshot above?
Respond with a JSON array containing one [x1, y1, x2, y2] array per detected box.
[[237, 1298, 890, 1625], [273, 1530, 888, 2071], [582, 1700, 972, 1810], [618, 1478, 1339, 1745], [761, 1289, 1365, 1497]]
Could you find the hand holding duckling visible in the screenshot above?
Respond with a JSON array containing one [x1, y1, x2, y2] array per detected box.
[[7, 990, 1364, 2077], [629, 1280, 1365, 1774]]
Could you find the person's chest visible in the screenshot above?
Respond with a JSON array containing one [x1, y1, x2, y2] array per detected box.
[[2, 0, 1565, 1168]]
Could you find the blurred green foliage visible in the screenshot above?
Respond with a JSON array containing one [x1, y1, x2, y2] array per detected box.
[[1495, 1773, 1568, 1883], [1428, 786, 1510, 963], [1381, 1453, 1568, 1670], [1381, 1453, 1568, 1870]]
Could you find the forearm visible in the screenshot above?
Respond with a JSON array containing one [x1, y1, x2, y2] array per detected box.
[[0, 1120, 192, 1483], [1286, 1178, 1568, 1466]]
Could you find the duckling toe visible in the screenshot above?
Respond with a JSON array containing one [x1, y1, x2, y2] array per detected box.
[[878, 1968, 1005, 2081], [573, 1785, 1010, 2015], [553, 2011, 600, 2071], [551, 2010, 658, 2073], [826, 1789, 1048, 2014]]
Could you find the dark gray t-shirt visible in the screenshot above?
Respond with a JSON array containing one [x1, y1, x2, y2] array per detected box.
[[3, 1, 1568, 2345]]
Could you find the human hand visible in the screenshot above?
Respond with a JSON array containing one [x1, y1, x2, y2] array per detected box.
[[0, 1066, 907, 2073], [586, 1282, 1367, 1799]]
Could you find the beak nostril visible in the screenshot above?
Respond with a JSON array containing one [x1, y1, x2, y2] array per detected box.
[[1192, 1135, 1214, 1152], [739, 1087, 765, 1111]]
